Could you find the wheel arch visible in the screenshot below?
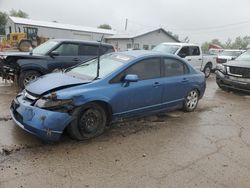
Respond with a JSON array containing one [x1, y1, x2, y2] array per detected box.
[[204, 61, 213, 69], [74, 100, 113, 125]]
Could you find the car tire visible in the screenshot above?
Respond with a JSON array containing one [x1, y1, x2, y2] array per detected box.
[[19, 70, 41, 89], [67, 103, 107, 141], [183, 89, 199, 112], [203, 64, 212, 78]]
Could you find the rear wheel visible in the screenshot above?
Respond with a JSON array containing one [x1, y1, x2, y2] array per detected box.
[[18, 70, 41, 89], [203, 64, 212, 78], [68, 103, 107, 140], [183, 89, 199, 112]]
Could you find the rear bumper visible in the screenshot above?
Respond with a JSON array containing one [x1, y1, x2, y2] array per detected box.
[[10, 95, 73, 141], [215, 70, 250, 93]]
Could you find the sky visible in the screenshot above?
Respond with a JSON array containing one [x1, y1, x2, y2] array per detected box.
[[1, 0, 250, 44]]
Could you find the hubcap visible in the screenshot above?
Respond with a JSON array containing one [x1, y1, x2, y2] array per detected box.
[[186, 91, 198, 110], [79, 109, 101, 134], [24, 75, 38, 86]]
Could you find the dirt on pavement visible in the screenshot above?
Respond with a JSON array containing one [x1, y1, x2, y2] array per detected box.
[[0, 75, 250, 188]]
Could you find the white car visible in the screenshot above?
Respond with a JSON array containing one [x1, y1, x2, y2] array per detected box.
[[153, 42, 217, 78], [216, 49, 245, 64]]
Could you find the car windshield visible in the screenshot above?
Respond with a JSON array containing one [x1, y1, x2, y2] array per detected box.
[[236, 51, 250, 61], [220, 51, 242, 57], [153, 44, 180, 54], [67, 53, 133, 79], [32, 40, 59, 55]]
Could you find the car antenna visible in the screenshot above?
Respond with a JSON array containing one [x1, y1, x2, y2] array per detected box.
[[95, 34, 104, 80]]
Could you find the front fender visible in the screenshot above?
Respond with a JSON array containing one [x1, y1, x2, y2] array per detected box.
[[17, 59, 49, 74]]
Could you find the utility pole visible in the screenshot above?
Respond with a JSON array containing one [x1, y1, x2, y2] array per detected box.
[[125, 18, 128, 31]]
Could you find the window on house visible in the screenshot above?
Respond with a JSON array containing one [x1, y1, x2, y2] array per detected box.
[[134, 43, 140, 50], [143, 45, 149, 50], [127, 43, 132, 49]]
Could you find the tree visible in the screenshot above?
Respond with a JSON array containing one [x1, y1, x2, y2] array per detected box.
[[0, 11, 8, 35], [9, 9, 29, 18], [201, 42, 210, 53], [98, 24, 112, 30], [211, 39, 224, 48], [224, 38, 232, 49]]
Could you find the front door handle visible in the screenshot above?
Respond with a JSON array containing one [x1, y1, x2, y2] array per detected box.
[[153, 82, 161, 87], [182, 78, 189, 83], [187, 59, 192, 61]]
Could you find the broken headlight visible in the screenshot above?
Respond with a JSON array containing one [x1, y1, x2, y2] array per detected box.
[[216, 64, 227, 74], [34, 98, 72, 109]]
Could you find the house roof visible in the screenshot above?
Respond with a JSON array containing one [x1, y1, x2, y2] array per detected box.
[[105, 28, 179, 42], [9, 16, 116, 35]]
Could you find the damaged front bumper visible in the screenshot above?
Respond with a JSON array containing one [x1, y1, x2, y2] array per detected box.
[[10, 95, 73, 141], [215, 70, 250, 93], [0, 60, 16, 81]]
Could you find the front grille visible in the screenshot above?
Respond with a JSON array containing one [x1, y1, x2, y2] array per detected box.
[[229, 66, 250, 78]]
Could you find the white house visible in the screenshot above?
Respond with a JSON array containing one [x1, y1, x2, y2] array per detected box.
[[105, 28, 179, 51], [5, 16, 116, 41]]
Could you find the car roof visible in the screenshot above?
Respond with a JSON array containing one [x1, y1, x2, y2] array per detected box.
[[50, 39, 113, 47], [115, 50, 178, 59]]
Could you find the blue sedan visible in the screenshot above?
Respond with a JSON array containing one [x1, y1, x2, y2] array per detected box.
[[10, 50, 206, 141]]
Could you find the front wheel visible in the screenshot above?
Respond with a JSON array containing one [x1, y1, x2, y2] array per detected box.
[[68, 103, 107, 140], [18, 70, 41, 89], [183, 90, 199, 112], [203, 64, 212, 78]]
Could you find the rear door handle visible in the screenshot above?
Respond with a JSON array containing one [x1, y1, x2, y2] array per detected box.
[[153, 82, 161, 87]]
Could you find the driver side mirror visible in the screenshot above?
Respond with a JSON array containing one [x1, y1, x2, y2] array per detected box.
[[178, 53, 186, 58], [50, 51, 60, 57], [124, 74, 139, 83]]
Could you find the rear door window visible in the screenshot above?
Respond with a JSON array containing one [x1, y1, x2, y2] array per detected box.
[[163, 58, 188, 77], [79, 44, 99, 56], [190, 46, 200, 56]]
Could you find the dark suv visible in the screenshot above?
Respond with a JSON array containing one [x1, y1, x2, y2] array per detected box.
[[216, 50, 250, 93], [0, 39, 114, 88]]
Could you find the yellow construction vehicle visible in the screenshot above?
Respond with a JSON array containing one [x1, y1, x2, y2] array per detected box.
[[1, 27, 48, 52]]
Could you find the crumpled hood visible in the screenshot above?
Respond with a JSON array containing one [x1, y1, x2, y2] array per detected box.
[[0, 52, 45, 62], [224, 60, 250, 68], [26, 72, 91, 96], [0, 52, 29, 56]]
